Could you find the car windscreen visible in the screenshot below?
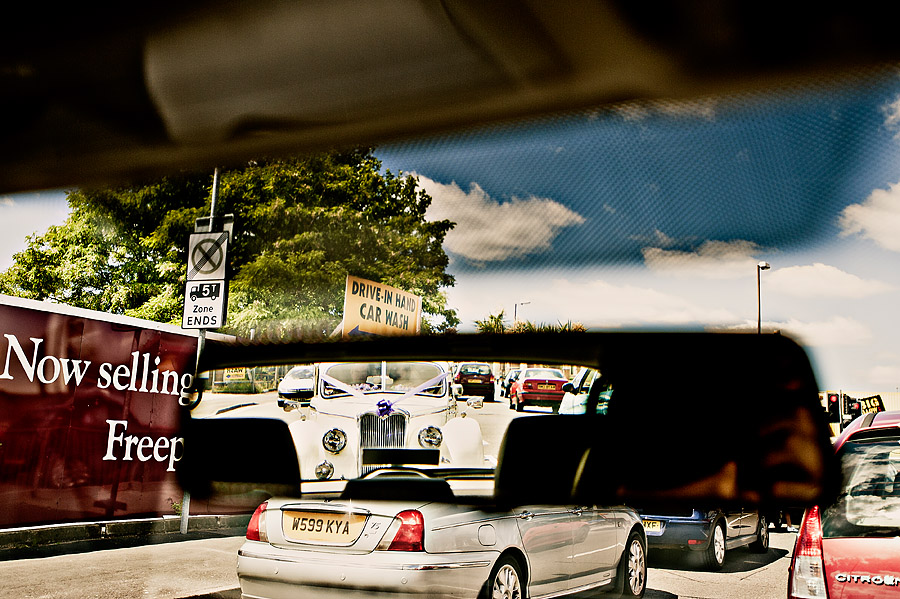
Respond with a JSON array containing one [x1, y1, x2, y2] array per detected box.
[[523, 368, 564, 379], [286, 366, 314, 379], [822, 439, 900, 538], [459, 364, 490, 375], [321, 361, 445, 396]]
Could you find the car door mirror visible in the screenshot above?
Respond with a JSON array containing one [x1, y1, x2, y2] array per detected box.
[[561, 382, 576, 394]]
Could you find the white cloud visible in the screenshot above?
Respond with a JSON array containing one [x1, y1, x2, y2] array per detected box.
[[765, 316, 872, 348], [765, 263, 892, 298], [631, 229, 681, 248], [882, 96, 900, 136], [0, 192, 70, 270], [641, 239, 761, 279], [546, 279, 737, 326], [865, 364, 900, 387], [839, 182, 900, 252], [452, 276, 738, 330], [416, 175, 585, 264], [614, 98, 718, 122]]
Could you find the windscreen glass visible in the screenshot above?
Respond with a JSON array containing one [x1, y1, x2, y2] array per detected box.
[[823, 439, 900, 538], [321, 361, 446, 396]]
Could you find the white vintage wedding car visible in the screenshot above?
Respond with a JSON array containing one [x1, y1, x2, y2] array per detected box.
[[287, 361, 486, 481]]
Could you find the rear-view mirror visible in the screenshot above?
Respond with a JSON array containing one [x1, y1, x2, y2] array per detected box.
[[177, 332, 839, 511]]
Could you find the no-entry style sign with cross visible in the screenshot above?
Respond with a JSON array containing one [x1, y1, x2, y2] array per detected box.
[[183, 231, 229, 329], [187, 231, 228, 281]]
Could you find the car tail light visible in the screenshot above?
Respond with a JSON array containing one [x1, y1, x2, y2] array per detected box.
[[246, 501, 269, 543], [524, 381, 532, 389], [789, 506, 827, 599], [376, 510, 424, 551]]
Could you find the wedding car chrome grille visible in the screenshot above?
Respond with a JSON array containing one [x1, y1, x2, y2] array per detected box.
[[359, 412, 408, 474]]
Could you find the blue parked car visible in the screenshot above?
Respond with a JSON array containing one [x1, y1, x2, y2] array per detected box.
[[638, 508, 768, 570]]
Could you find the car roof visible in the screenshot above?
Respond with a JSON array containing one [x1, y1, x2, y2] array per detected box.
[[833, 410, 900, 451], [5, 3, 900, 194]]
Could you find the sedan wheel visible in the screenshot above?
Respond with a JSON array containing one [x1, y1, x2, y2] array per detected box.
[[750, 515, 769, 553], [488, 557, 522, 599], [619, 533, 646, 597], [702, 521, 726, 570]]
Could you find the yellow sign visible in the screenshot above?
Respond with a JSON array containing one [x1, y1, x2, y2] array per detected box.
[[857, 395, 885, 415], [224, 368, 247, 381], [342, 275, 422, 337]]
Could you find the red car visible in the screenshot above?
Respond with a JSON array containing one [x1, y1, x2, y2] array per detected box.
[[509, 367, 568, 413], [452, 362, 496, 401], [788, 410, 900, 599]]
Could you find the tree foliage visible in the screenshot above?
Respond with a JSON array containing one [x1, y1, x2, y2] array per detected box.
[[474, 310, 508, 334], [474, 311, 586, 334], [0, 149, 459, 338]]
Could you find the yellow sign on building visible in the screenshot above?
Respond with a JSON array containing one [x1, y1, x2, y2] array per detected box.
[[342, 275, 422, 338]]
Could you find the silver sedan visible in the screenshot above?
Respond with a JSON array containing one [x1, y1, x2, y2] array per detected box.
[[236, 474, 647, 599]]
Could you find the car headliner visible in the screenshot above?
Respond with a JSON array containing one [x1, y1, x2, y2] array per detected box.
[[4, 2, 900, 193]]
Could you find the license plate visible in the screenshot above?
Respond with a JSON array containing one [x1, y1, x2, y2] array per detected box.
[[467, 378, 482, 383], [282, 510, 368, 544], [537, 383, 555, 390], [642, 519, 662, 532]]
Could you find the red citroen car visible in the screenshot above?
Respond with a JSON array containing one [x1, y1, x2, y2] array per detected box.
[[788, 411, 900, 599]]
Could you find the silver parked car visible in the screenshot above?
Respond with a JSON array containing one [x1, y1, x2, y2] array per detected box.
[[277, 365, 316, 402], [237, 471, 648, 599]]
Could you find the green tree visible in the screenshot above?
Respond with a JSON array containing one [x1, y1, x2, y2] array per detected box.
[[474, 310, 586, 333], [0, 149, 459, 337], [474, 310, 507, 334]]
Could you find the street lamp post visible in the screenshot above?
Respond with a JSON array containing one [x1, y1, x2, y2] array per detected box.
[[514, 301, 531, 323], [757, 261, 770, 334]]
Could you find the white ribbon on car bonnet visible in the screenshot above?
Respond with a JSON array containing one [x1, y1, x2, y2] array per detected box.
[[319, 370, 450, 417]]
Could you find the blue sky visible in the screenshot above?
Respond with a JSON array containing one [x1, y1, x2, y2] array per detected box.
[[376, 72, 900, 393], [4, 73, 900, 392]]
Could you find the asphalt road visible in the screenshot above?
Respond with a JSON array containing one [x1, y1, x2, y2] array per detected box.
[[0, 391, 797, 598], [0, 534, 245, 599], [645, 531, 794, 599], [0, 530, 796, 599]]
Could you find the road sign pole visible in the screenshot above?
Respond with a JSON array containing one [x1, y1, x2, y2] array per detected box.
[[181, 167, 219, 534], [209, 167, 219, 222]]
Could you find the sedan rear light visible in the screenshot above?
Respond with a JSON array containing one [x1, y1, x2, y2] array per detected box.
[[376, 509, 424, 552], [789, 506, 827, 599], [246, 501, 269, 543]]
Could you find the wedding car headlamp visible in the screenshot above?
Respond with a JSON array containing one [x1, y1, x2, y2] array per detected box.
[[418, 426, 443, 448], [322, 428, 347, 454]]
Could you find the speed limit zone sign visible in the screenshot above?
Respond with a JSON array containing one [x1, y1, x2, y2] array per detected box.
[[183, 231, 229, 329]]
